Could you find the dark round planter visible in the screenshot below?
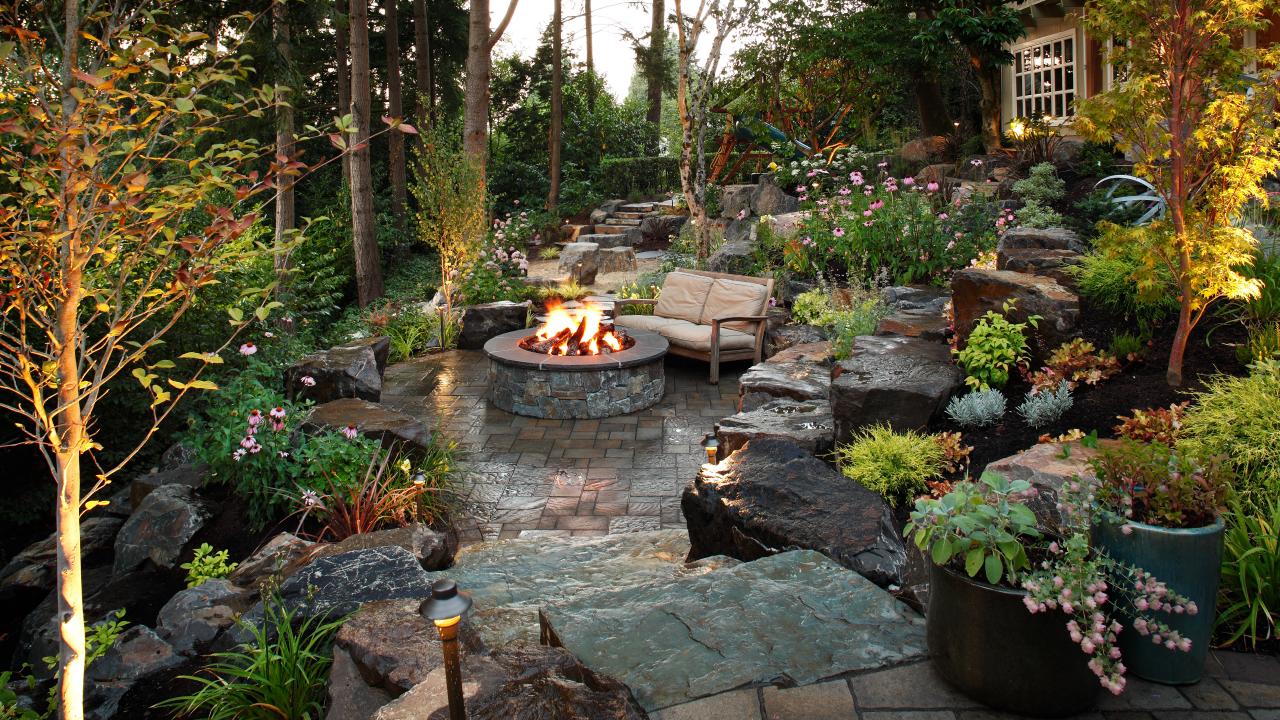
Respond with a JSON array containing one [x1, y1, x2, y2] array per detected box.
[[1091, 518, 1224, 685], [928, 563, 1099, 717]]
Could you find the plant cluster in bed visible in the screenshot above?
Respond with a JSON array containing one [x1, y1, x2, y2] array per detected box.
[[955, 301, 1040, 390]]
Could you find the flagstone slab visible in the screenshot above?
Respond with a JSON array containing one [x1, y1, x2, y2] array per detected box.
[[539, 549, 927, 711]]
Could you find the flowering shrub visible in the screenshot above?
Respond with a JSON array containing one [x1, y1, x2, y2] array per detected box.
[[1113, 403, 1189, 446], [779, 162, 1003, 285], [184, 342, 383, 528], [456, 241, 530, 305], [1080, 440, 1229, 529]]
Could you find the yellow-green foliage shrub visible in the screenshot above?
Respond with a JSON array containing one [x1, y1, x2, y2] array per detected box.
[[837, 424, 945, 507]]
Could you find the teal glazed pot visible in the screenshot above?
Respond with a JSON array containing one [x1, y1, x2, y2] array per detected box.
[[1092, 517, 1225, 685], [927, 563, 1099, 717]]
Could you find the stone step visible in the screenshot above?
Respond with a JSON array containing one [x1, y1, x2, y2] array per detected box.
[[539, 549, 927, 712], [592, 224, 630, 235], [604, 218, 642, 226], [424, 530, 735, 648], [613, 211, 647, 220], [619, 203, 656, 212], [575, 232, 634, 249]]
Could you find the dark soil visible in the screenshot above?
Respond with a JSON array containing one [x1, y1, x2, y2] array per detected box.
[[932, 303, 1251, 475]]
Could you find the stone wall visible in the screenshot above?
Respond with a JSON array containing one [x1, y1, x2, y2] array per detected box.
[[488, 359, 665, 419]]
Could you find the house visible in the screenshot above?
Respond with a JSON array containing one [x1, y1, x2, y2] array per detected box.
[[1000, 0, 1280, 133]]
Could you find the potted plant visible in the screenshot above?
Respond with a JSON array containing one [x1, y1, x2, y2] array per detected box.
[[1076, 440, 1229, 684], [909, 472, 1200, 716]]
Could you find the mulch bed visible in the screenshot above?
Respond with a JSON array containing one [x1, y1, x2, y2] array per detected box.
[[931, 302, 1250, 475]]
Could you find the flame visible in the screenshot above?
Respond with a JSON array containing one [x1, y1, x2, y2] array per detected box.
[[526, 302, 630, 356]]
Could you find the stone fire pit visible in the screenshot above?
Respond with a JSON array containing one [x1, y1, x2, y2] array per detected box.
[[484, 328, 668, 419]]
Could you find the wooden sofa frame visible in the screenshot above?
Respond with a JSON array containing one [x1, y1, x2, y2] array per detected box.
[[615, 268, 774, 384]]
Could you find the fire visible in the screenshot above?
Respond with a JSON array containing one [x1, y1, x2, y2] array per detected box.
[[520, 302, 633, 356]]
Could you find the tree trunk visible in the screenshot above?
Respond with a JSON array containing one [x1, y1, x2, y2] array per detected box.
[[645, 0, 665, 153], [973, 57, 1002, 152], [274, 0, 296, 287], [57, 1, 87, 717], [385, 0, 407, 230], [413, 0, 432, 125], [350, 0, 384, 305], [336, 0, 352, 185], [584, 0, 595, 110], [547, 0, 562, 211], [463, 0, 518, 177], [914, 76, 953, 137]]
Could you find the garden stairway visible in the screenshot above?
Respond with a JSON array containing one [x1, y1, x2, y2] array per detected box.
[[424, 530, 926, 714], [575, 202, 663, 248]]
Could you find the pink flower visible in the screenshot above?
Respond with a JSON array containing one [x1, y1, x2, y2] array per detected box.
[[863, 209, 873, 217], [870, 200, 884, 210], [838, 186, 851, 196], [300, 375, 316, 387], [833, 227, 845, 237], [795, 185, 806, 193], [938, 212, 949, 220], [239, 342, 257, 356], [926, 181, 939, 192], [903, 177, 915, 186], [342, 424, 358, 440]]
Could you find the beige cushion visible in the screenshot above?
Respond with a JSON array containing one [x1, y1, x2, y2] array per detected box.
[[613, 314, 682, 334], [655, 272, 713, 324], [651, 319, 757, 353], [699, 278, 769, 333]]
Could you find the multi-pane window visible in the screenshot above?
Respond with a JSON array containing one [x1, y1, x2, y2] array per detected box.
[[1013, 31, 1077, 119]]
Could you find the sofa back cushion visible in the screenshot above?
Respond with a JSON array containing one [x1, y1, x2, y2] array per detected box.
[[699, 278, 770, 333], [655, 271, 714, 324]]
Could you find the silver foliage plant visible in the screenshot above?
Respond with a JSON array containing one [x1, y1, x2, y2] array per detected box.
[[946, 389, 1007, 428], [1017, 381, 1075, 428]]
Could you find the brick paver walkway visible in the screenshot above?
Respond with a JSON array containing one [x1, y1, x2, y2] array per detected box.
[[658, 653, 1280, 720], [381, 349, 743, 543]]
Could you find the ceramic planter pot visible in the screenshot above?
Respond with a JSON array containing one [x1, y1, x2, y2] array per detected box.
[[928, 563, 1099, 717], [1091, 518, 1224, 685]]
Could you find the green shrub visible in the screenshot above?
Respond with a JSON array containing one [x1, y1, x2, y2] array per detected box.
[[836, 424, 945, 507], [156, 598, 341, 720], [1016, 381, 1074, 428], [1013, 162, 1065, 229], [954, 301, 1039, 390], [1069, 224, 1179, 328], [946, 389, 1007, 428], [617, 278, 662, 315], [1179, 360, 1280, 518], [830, 300, 889, 360], [1217, 498, 1280, 649], [791, 288, 838, 327], [181, 544, 238, 589], [1108, 331, 1147, 360], [596, 157, 681, 199]]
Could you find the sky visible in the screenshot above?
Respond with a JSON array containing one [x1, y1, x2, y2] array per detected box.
[[494, 0, 752, 101]]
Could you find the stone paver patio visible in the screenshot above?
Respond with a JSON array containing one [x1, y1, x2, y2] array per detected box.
[[381, 349, 743, 543]]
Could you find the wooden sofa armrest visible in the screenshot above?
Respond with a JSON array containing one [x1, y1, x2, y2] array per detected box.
[[615, 298, 658, 315], [709, 315, 769, 327]]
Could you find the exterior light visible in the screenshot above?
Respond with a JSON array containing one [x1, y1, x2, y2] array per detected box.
[[1009, 118, 1027, 140], [412, 471, 426, 487], [702, 434, 720, 464], [420, 579, 474, 720]]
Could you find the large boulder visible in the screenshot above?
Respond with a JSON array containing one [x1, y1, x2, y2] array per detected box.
[[899, 136, 948, 165], [984, 440, 1120, 533], [301, 523, 456, 573], [372, 644, 648, 720], [719, 184, 756, 219], [86, 626, 182, 719], [156, 579, 249, 655], [950, 268, 1080, 352], [875, 309, 949, 342], [285, 336, 390, 404], [751, 177, 799, 216], [830, 335, 963, 441], [706, 239, 755, 275], [326, 648, 394, 720], [764, 323, 826, 358], [682, 438, 907, 588], [276, 545, 433, 619], [880, 285, 951, 314], [715, 399, 834, 456], [1, 516, 123, 602], [335, 600, 450, 694], [301, 398, 439, 454], [129, 462, 208, 510], [229, 532, 314, 590], [737, 361, 832, 411], [598, 246, 638, 274], [113, 484, 211, 575], [637, 214, 686, 244], [763, 210, 808, 239], [998, 226, 1086, 255], [766, 341, 833, 365], [558, 242, 600, 285], [589, 199, 625, 225], [997, 248, 1082, 287], [458, 301, 530, 350]]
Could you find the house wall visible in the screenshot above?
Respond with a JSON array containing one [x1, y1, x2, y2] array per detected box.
[[1000, 9, 1087, 135]]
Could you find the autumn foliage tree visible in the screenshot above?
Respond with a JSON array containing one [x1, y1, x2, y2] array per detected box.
[[1074, 0, 1280, 385], [0, 5, 388, 716]]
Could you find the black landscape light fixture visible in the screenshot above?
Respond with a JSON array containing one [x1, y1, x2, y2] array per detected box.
[[419, 578, 473, 720]]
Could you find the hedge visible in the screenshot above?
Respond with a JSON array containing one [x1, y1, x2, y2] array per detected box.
[[596, 156, 681, 199]]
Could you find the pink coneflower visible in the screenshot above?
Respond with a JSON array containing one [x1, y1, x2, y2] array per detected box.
[[926, 181, 940, 192], [239, 342, 257, 356], [833, 227, 845, 237], [903, 177, 915, 186], [247, 409, 262, 434], [342, 424, 358, 440], [838, 186, 851, 196], [269, 406, 286, 431], [300, 375, 316, 387]]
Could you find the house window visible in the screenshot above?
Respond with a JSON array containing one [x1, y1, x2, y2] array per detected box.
[[1013, 31, 1077, 119]]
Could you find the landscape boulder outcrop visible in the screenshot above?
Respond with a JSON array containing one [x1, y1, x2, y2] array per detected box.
[[285, 336, 390, 404], [830, 335, 962, 440], [458, 301, 531, 350], [113, 484, 211, 575], [950, 268, 1080, 352], [737, 360, 832, 411], [682, 438, 907, 588], [715, 399, 834, 456]]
